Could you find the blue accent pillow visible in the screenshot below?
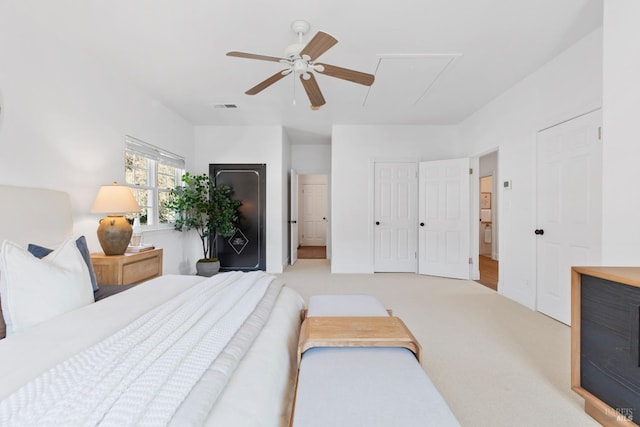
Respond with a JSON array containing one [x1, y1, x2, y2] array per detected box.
[[0, 300, 5, 339], [27, 236, 99, 292]]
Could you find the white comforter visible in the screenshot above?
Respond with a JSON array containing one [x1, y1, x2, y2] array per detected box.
[[0, 271, 303, 427]]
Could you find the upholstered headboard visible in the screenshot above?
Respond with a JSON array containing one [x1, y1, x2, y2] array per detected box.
[[0, 185, 73, 248], [0, 185, 75, 339]]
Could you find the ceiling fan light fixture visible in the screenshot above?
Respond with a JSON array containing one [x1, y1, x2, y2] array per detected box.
[[293, 59, 308, 75]]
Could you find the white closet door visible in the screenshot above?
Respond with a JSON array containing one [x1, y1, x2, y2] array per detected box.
[[536, 110, 602, 325]]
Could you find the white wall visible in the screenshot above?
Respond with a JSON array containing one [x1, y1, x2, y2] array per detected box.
[[458, 28, 603, 309], [601, 0, 640, 264], [331, 125, 459, 273], [0, 5, 195, 274], [282, 131, 292, 267], [193, 126, 286, 273], [291, 144, 331, 173]]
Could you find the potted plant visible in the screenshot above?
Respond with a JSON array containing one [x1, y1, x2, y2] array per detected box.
[[165, 172, 241, 276]]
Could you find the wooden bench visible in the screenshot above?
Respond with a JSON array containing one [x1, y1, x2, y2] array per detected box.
[[298, 315, 422, 364]]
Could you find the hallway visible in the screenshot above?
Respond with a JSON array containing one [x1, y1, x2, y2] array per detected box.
[[476, 255, 498, 291], [297, 246, 326, 259]]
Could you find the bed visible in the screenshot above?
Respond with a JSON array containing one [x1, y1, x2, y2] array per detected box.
[[0, 184, 459, 426], [0, 185, 304, 426]]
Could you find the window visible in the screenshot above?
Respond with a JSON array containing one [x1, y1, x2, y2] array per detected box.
[[124, 136, 185, 227]]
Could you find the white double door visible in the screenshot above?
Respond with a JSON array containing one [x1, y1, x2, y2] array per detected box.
[[373, 162, 418, 272], [374, 159, 470, 279]]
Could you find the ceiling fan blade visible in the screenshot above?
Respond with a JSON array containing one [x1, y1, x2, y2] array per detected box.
[[245, 70, 290, 95], [300, 73, 326, 107], [227, 51, 286, 63], [299, 31, 338, 61], [316, 63, 375, 86]]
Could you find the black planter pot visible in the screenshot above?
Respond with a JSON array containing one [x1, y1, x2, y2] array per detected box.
[[196, 259, 220, 277]]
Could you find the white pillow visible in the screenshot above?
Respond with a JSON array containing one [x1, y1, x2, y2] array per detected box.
[[0, 238, 95, 336]]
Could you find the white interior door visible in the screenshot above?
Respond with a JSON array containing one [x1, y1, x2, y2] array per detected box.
[[418, 158, 471, 279], [301, 183, 327, 246], [536, 110, 602, 325], [290, 169, 298, 265], [374, 162, 417, 272]]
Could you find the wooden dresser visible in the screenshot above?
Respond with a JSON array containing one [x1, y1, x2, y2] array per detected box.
[[91, 248, 163, 285], [571, 266, 640, 426]]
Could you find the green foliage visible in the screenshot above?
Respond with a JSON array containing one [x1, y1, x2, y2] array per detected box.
[[164, 172, 241, 260]]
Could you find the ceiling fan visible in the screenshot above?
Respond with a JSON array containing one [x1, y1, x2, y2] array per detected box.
[[226, 20, 375, 109]]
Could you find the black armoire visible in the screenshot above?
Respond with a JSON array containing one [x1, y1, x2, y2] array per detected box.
[[210, 164, 266, 271]]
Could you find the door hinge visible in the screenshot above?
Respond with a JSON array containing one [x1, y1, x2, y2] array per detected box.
[[468, 257, 473, 265], [469, 168, 473, 175], [598, 126, 602, 141]]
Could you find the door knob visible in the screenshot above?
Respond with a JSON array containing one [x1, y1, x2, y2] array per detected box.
[[375, 221, 380, 226], [534, 229, 544, 235], [291, 220, 297, 224], [420, 222, 425, 227]]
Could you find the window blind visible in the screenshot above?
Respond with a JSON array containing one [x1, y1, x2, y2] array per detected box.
[[125, 135, 185, 169]]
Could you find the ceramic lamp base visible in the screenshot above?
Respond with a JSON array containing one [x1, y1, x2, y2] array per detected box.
[[97, 215, 132, 255]]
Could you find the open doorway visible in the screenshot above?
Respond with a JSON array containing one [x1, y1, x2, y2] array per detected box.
[[477, 151, 499, 290], [296, 173, 328, 260]]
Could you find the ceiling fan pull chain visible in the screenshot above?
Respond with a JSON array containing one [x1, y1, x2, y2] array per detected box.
[[292, 73, 296, 105]]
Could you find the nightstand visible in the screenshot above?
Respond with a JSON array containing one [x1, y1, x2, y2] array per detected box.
[[90, 248, 163, 285]]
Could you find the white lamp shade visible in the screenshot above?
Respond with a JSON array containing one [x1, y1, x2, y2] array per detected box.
[[91, 183, 141, 215]]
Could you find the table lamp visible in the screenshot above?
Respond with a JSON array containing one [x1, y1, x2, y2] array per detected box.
[[91, 182, 141, 255]]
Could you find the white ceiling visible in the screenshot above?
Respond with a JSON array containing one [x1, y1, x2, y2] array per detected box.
[[10, 0, 602, 144]]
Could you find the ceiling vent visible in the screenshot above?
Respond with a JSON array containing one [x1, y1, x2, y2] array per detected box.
[[212, 104, 238, 109]]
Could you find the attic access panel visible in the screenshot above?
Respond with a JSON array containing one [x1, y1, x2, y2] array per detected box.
[[364, 54, 460, 107]]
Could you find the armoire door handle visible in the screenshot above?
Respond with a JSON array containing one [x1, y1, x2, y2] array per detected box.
[[420, 222, 425, 227], [375, 221, 380, 226], [534, 229, 544, 235]]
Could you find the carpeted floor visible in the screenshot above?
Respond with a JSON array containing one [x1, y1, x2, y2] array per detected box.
[[279, 259, 598, 427]]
